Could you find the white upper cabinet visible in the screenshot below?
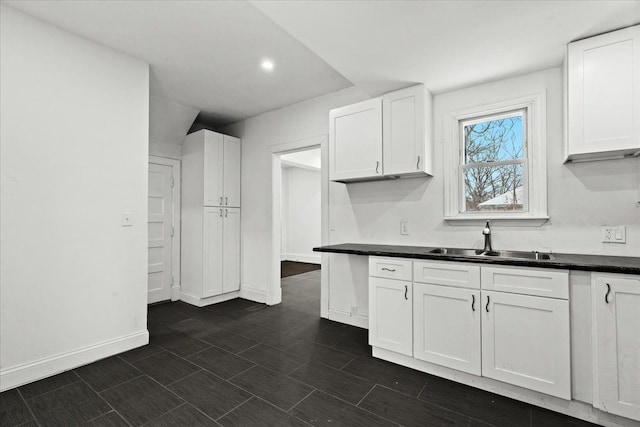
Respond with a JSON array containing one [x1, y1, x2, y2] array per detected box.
[[186, 130, 241, 207], [383, 85, 432, 176], [329, 98, 383, 182], [223, 135, 241, 207], [203, 131, 224, 206], [566, 25, 640, 162], [329, 84, 433, 182]]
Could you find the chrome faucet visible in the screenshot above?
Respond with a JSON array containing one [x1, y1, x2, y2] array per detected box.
[[482, 220, 492, 252]]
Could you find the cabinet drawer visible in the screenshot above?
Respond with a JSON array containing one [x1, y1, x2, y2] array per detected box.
[[369, 257, 412, 281], [481, 266, 568, 299], [413, 261, 480, 289]]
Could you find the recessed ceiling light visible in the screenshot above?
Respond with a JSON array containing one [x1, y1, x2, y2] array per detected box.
[[261, 59, 274, 71]]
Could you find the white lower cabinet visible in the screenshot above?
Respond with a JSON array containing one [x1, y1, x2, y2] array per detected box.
[[371, 258, 571, 399], [369, 276, 413, 356], [593, 274, 640, 421], [481, 290, 571, 399], [202, 207, 240, 298], [413, 283, 481, 375]]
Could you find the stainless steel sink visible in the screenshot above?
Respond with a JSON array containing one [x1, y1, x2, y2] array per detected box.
[[429, 248, 485, 256], [429, 248, 554, 260], [483, 250, 554, 260]]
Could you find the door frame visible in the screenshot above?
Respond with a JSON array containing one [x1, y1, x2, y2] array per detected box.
[[149, 155, 181, 302], [269, 135, 329, 317]]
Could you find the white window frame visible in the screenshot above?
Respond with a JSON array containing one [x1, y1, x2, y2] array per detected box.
[[444, 91, 548, 225]]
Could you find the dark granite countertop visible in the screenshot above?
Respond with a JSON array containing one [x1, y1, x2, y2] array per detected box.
[[313, 243, 640, 275]]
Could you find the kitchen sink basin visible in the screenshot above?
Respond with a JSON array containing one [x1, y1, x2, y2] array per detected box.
[[429, 248, 485, 256], [430, 248, 554, 260]]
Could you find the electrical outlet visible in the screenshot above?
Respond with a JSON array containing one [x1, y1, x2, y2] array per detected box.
[[602, 226, 626, 243], [400, 221, 409, 235], [121, 212, 133, 227]]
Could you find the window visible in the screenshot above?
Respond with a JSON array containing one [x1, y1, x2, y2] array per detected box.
[[444, 92, 547, 224]]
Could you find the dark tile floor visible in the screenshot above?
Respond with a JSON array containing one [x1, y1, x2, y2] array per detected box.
[[1, 269, 599, 426]]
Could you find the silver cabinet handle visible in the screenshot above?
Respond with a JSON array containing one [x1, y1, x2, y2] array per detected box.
[[605, 283, 611, 304], [404, 285, 408, 300], [416, 155, 420, 169], [471, 294, 475, 312], [225, 196, 228, 205], [375, 161, 380, 174], [485, 295, 490, 312], [219, 209, 223, 217], [381, 267, 396, 272], [225, 209, 228, 217], [219, 196, 223, 205]]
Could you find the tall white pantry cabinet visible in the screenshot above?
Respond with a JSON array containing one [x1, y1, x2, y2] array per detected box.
[[181, 130, 241, 307]]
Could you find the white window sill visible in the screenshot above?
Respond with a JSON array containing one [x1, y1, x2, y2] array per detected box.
[[444, 216, 550, 227]]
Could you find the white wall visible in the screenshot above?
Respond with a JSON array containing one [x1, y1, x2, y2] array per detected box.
[[0, 6, 150, 390], [281, 166, 321, 264], [225, 66, 639, 325], [223, 86, 371, 299], [149, 96, 199, 160]]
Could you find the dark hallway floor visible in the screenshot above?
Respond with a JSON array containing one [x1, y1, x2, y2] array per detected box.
[[280, 261, 321, 278], [1, 269, 596, 426]]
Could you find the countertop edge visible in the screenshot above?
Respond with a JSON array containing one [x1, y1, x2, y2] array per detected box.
[[313, 244, 640, 275]]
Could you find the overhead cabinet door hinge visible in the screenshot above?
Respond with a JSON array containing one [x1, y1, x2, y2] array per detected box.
[[171, 226, 175, 237], [170, 177, 175, 188]]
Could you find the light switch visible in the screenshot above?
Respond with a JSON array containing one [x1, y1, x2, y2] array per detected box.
[[121, 212, 133, 227], [400, 221, 409, 235]]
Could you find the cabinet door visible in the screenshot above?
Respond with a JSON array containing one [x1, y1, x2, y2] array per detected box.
[[413, 283, 481, 375], [567, 25, 640, 160], [223, 135, 241, 207], [481, 291, 570, 399], [329, 99, 382, 182], [383, 85, 428, 176], [369, 277, 412, 356], [222, 208, 241, 293], [594, 275, 640, 421], [204, 132, 224, 206], [203, 208, 224, 297]]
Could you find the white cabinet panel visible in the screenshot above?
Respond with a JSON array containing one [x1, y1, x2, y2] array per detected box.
[[383, 85, 431, 176], [369, 277, 412, 356], [481, 266, 568, 299], [203, 208, 224, 297], [369, 257, 412, 281], [593, 274, 640, 421], [413, 283, 481, 375], [413, 261, 480, 289], [329, 98, 382, 182], [566, 25, 640, 161], [223, 135, 241, 207], [481, 290, 571, 399], [204, 132, 224, 206], [222, 208, 241, 293]]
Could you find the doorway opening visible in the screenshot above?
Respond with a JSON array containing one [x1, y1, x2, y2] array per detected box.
[[269, 135, 329, 318]]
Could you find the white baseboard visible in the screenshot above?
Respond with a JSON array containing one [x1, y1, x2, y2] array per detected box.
[[171, 284, 181, 301], [239, 284, 267, 304], [0, 331, 148, 392], [328, 309, 368, 329], [283, 253, 321, 264], [180, 290, 239, 307]]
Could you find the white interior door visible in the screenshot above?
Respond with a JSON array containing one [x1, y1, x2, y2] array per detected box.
[[148, 163, 173, 303]]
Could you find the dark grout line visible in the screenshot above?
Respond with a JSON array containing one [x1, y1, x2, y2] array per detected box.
[[165, 369, 204, 388], [74, 369, 135, 427], [16, 388, 41, 427]]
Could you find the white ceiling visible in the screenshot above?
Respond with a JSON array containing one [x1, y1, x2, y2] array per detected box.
[[4, 1, 639, 127]]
